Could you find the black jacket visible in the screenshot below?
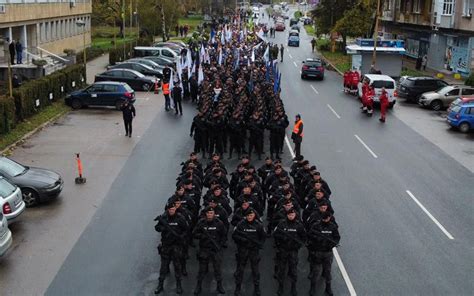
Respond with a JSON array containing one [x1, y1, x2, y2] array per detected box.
[[121, 104, 136, 120], [154, 212, 189, 246], [193, 217, 227, 250], [273, 218, 307, 251], [307, 220, 340, 252], [232, 218, 266, 249]]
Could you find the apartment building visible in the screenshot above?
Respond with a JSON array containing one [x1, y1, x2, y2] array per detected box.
[[380, 0, 474, 76], [0, 0, 92, 64]]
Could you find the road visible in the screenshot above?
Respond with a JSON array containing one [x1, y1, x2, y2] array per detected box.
[[1, 6, 473, 296]]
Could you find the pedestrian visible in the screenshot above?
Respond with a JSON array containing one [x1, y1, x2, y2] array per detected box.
[[120, 101, 136, 137], [15, 40, 22, 64], [193, 206, 227, 295], [311, 37, 316, 52], [232, 208, 266, 296], [8, 39, 15, 65], [12, 73, 22, 88], [291, 114, 304, 158], [273, 208, 306, 296], [175, 25, 179, 37], [179, 25, 184, 37], [162, 80, 171, 111], [172, 80, 183, 115], [307, 212, 340, 296], [153, 203, 188, 295], [422, 54, 428, 71], [190, 74, 199, 103], [280, 44, 284, 62], [379, 87, 389, 123]]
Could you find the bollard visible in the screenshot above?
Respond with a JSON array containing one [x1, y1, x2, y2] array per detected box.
[[75, 153, 86, 184], [154, 80, 159, 94]]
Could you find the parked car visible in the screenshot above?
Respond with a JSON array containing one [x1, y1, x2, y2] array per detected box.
[[143, 56, 174, 67], [153, 42, 183, 55], [133, 46, 179, 61], [95, 69, 158, 91], [275, 22, 285, 31], [300, 16, 313, 25], [290, 18, 299, 26], [291, 24, 300, 32], [108, 62, 163, 79], [397, 76, 448, 102], [446, 102, 474, 133], [358, 74, 397, 107], [301, 58, 324, 80], [0, 156, 63, 207], [448, 96, 474, 112], [0, 212, 12, 257], [0, 177, 25, 221], [127, 58, 164, 71], [168, 40, 188, 49], [288, 35, 300, 47], [66, 81, 136, 110], [418, 85, 474, 111]]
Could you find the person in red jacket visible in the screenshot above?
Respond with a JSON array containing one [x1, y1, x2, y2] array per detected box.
[[361, 81, 369, 112], [366, 86, 375, 117], [379, 87, 389, 123]]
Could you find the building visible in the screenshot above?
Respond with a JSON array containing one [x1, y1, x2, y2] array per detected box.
[[0, 0, 91, 68], [380, 0, 474, 76]]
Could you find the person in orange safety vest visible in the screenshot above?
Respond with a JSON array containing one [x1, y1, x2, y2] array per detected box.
[[291, 114, 304, 158]]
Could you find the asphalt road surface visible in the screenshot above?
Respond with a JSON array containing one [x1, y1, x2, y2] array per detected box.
[[45, 9, 474, 296]]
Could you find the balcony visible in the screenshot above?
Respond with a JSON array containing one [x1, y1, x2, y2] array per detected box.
[[396, 12, 431, 26], [381, 10, 394, 21], [439, 15, 454, 28]]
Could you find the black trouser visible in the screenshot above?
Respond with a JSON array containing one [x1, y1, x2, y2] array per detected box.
[[159, 244, 183, 281], [278, 130, 285, 154], [196, 248, 222, 281], [275, 249, 298, 284], [174, 98, 182, 114], [124, 119, 132, 136], [270, 131, 280, 158], [164, 94, 171, 110], [249, 133, 263, 158], [191, 91, 198, 103], [294, 141, 301, 157], [234, 246, 260, 285], [309, 251, 333, 283], [229, 134, 242, 157], [209, 134, 223, 155], [10, 52, 14, 64]]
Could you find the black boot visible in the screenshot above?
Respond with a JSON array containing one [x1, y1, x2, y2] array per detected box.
[[309, 282, 316, 296], [234, 283, 241, 296], [182, 264, 188, 276], [276, 283, 284, 296], [325, 282, 333, 296], [291, 283, 297, 296], [217, 281, 226, 294], [154, 280, 164, 294], [176, 280, 183, 294], [194, 280, 202, 295], [253, 283, 261, 296]]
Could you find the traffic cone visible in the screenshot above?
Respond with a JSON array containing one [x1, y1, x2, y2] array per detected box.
[[154, 80, 159, 94], [75, 153, 86, 184]]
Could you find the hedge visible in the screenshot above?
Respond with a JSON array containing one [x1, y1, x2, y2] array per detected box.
[[11, 64, 86, 123], [109, 38, 154, 65], [76, 46, 107, 64], [465, 73, 474, 87], [0, 96, 16, 134]]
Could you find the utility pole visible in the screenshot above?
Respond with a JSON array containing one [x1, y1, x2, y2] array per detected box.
[[371, 0, 381, 66]]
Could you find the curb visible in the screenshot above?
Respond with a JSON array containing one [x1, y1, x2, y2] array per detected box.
[[1, 108, 70, 155], [320, 55, 344, 76]]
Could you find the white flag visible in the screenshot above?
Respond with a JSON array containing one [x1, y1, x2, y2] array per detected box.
[[189, 61, 195, 79], [218, 48, 223, 65], [263, 45, 269, 63], [257, 28, 264, 39], [186, 49, 192, 69], [176, 60, 182, 82], [169, 70, 174, 90], [198, 65, 204, 85], [251, 48, 255, 62]]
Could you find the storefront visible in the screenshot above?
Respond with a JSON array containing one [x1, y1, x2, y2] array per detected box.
[[428, 33, 473, 77]]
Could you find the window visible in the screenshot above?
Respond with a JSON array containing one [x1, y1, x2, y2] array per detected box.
[[467, 107, 474, 115], [106, 71, 121, 77], [412, 0, 421, 13], [0, 157, 26, 177], [463, 0, 474, 15], [0, 178, 16, 197], [461, 88, 474, 95], [88, 85, 103, 92], [122, 71, 137, 78], [162, 50, 174, 58], [443, 0, 454, 15], [103, 85, 117, 92], [371, 80, 395, 89], [446, 89, 460, 96]]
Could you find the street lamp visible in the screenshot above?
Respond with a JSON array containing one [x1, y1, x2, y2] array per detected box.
[[133, 11, 139, 45], [76, 19, 86, 81]]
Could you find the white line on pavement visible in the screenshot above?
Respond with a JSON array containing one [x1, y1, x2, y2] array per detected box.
[[289, 53, 293, 59], [406, 190, 455, 240], [354, 134, 378, 158], [327, 104, 341, 119], [293, 61, 298, 67], [284, 135, 357, 296], [310, 85, 319, 94], [286, 48, 290, 52]]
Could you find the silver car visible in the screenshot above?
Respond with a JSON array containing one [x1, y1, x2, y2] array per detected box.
[[0, 177, 26, 221], [0, 211, 12, 257], [419, 85, 474, 111]]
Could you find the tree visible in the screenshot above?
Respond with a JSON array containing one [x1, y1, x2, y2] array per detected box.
[[310, 0, 356, 36], [137, 0, 181, 41]]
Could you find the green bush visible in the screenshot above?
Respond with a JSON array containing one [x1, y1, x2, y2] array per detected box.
[[109, 41, 138, 65], [317, 38, 330, 51], [0, 96, 16, 134], [76, 46, 106, 64], [12, 64, 85, 121], [294, 11, 303, 19], [465, 73, 474, 87]]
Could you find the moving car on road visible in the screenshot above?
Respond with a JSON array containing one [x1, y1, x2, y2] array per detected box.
[[108, 62, 163, 79], [0, 212, 12, 257], [290, 18, 299, 26], [358, 74, 396, 107], [397, 76, 448, 102], [0, 177, 25, 221], [301, 58, 324, 80], [95, 69, 158, 91], [66, 81, 136, 110], [419, 85, 474, 111], [288, 35, 300, 47], [291, 24, 300, 32], [0, 156, 63, 207], [275, 22, 285, 31], [447, 102, 474, 133]]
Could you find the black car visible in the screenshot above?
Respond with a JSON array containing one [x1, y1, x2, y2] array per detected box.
[[290, 18, 299, 26], [108, 62, 163, 79], [65, 81, 136, 110], [301, 58, 325, 80], [0, 156, 63, 207], [291, 25, 300, 32], [128, 58, 164, 71], [143, 56, 174, 67], [95, 69, 158, 91], [397, 76, 448, 102]]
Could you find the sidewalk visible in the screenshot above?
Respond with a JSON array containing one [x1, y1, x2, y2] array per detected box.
[[401, 57, 464, 85]]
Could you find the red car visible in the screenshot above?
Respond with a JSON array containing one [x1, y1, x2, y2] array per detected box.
[[275, 22, 285, 31]]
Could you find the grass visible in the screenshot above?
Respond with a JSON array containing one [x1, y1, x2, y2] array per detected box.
[[177, 15, 204, 34], [304, 25, 315, 36], [320, 50, 351, 73], [92, 37, 136, 51], [91, 26, 138, 51], [0, 102, 70, 152], [400, 68, 425, 77]]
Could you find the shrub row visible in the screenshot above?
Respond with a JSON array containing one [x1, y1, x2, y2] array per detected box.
[[0, 64, 86, 134], [76, 46, 107, 64], [108, 38, 154, 65]]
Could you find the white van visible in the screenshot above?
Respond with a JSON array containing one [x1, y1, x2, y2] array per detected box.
[[134, 47, 179, 61], [358, 74, 396, 107]]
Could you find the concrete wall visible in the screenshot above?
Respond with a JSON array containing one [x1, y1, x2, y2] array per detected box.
[[427, 33, 447, 71], [40, 31, 91, 54]]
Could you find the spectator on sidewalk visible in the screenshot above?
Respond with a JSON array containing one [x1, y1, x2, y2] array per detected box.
[[15, 40, 23, 64], [311, 38, 316, 52], [422, 54, 428, 71], [121, 101, 136, 137], [9, 39, 15, 65]]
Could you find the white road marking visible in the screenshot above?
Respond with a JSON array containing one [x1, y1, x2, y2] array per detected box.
[[286, 48, 290, 52], [293, 61, 298, 67], [406, 190, 454, 240], [299, 71, 302, 74], [284, 135, 357, 296], [310, 85, 319, 94], [354, 134, 378, 158], [327, 104, 341, 119], [289, 53, 293, 59]]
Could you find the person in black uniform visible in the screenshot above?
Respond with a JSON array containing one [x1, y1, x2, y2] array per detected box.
[[248, 112, 265, 160], [172, 81, 183, 115], [273, 208, 307, 296], [190, 74, 199, 103], [120, 101, 136, 137], [232, 208, 266, 296], [307, 212, 340, 296], [193, 206, 227, 295], [162, 64, 172, 83], [154, 203, 189, 294]]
